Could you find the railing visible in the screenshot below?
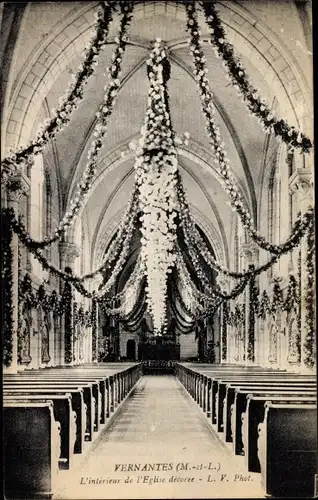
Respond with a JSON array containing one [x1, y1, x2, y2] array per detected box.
[[142, 360, 176, 374]]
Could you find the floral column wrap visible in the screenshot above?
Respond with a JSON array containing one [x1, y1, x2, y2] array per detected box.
[[4, 172, 30, 371], [289, 164, 315, 370]]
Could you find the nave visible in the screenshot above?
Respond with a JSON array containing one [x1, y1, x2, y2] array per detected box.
[[4, 362, 316, 499], [1, 1, 315, 499], [54, 374, 264, 499]]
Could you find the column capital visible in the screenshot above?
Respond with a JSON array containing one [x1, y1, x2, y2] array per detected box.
[[240, 243, 259, 266], [6, 171, 30, 203], [288, 168, 313, 199], [59, 241, 80, 268], [215, 274, 228, 290]]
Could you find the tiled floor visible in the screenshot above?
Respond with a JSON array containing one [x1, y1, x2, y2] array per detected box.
[[54, 376, 264, 499]]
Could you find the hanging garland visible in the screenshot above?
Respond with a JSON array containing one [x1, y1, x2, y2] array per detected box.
[[200, 1, 312, 154], [1, 1, 118, 182], [4, 2, 134, 250], [303, 218, 315, 368], [4, 198, 138, 301], [185, 3, 313, 256]]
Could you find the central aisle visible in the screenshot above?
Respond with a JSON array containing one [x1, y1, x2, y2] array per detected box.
[[55, 376, 264, 499]]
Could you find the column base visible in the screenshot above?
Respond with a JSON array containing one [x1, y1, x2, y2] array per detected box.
[[3, 363, 19, 374]]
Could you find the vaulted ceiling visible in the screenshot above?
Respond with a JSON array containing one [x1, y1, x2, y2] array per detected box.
[[1, 1, 313, 271]]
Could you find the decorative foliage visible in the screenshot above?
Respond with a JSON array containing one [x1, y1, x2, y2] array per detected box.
[[134, 39, 178, 334], [4, 2, 134, 249], [257, 290, 271, 320], [247, 269, 257, 362], [283, 275, 299, 314], [2, 210, 14, 367], [1, 1, 118, 181], [91, 297, 98, 362], [304, 219, 315, 368], [62, 273, 74, 364], [270, 279, 284, 317], [185, 3, 313, 256], [200, 0, 312, 153], [221, 303, 228, 361]]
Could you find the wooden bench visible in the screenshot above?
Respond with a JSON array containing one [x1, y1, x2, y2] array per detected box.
[[4, 381, 95, 442], [230, 385, 316, 456], [4, 386, 86, 455], [242, 394, 317, 473], [3, 394, 76, 470], [4, 401, 61, 499], [218, 378, 316, 434], [258, 402, 317, 497]]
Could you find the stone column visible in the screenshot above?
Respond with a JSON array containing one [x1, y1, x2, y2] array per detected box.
[[58, 241, 80, 365], [4, 172, 30, 373], [289, 167, 314, 372], [240, 243, 259, 365]]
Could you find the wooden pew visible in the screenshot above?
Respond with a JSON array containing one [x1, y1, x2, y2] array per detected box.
[[214, 376, 315, 429], [4, 401, 61, 499], [221, 380, 316, 439], [3, 394, 76, 470], [3, 387, 86, 455], [258, 402, 316, 497], [3, 380, 97, 441], [242, 394, 317, 473], [230, 385, 316, 456]]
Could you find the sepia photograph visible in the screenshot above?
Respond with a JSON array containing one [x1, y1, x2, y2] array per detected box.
[[1, 0, 316, 499]]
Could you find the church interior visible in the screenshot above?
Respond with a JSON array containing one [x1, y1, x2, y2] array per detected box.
[[1, 1, 316, 498]]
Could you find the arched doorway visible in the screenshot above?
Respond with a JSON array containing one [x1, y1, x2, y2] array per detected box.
[[126, 339, 136, 361]]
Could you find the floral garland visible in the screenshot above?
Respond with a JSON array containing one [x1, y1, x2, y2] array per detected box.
[[91, 296, 98, 362], [270, 279, 284, 317], [303, 218, 315, 368], [283, 274, 299, 314], [257, 290, 271, 320], [1, 1, 118, 182], [297, 249, 302, 333], [199, 1, 312, 154], [61, 276, 73, 364], [177, 216, 251, 304], [5, 199, 137, 300], [134, 39, 179, 334], [2, 210, 14, 367], [221, 302, 228, 360], [7, 191, 138, 297], [5, 2, 134, 249], [185, 4, 314, 256], [247, 268, 256, 362], [177, 157, 312, 283], [99, 259, 145, 318]]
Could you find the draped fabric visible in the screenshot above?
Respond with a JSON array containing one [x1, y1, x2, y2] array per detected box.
[[120, 277, 147, 332]]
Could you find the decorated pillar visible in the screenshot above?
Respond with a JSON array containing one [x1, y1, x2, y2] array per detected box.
[[58, 241, 80, 365], [216, 275, 228, 364], [4, 172, 30, 372], [91, 295, 99, 363], [289, 166, 315, 372], [240, 243, 259, 365]]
